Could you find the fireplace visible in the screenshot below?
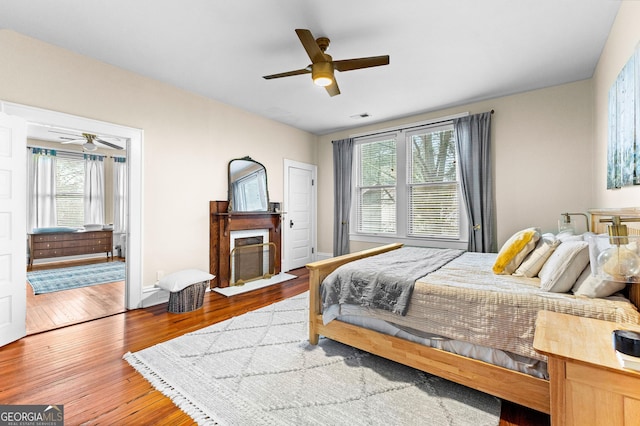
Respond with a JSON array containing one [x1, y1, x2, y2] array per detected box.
[[229, 230, 276, 285], [209, 200, 282, 287]]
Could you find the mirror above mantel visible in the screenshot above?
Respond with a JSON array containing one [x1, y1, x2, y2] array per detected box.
[[228, 156, 269, 212]]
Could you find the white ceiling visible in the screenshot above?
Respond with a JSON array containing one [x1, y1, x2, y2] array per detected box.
[[0, 0, 621, 136]]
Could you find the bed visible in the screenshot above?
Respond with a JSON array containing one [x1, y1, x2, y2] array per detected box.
[[306, 210, 640, 414]]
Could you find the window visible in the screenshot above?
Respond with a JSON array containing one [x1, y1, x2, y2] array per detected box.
[[55, 154, 85, 227], [355, 137, 397, 234], [353, 122, 466, 245], [407, 126, 459, 238]]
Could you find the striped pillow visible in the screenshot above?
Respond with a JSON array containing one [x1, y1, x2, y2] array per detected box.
[[539, 241, 590, 292], [513, 233, 560, 278]]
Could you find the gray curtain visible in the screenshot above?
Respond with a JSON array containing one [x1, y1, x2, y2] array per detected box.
[[333, 138, 354, 256], [454, 112, 496, 253]]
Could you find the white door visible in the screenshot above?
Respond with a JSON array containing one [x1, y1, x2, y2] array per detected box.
[[283, 160, 316, 271], [0, 113, 27, 347]]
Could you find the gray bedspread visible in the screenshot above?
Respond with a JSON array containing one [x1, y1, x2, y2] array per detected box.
[[321, 246, 464, 316]]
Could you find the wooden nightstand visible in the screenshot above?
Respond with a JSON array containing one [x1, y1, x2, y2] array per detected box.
[[534, 310, 640, 426]]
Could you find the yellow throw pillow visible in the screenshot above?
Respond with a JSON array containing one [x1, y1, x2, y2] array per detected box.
[[492, 228, 541, 275]]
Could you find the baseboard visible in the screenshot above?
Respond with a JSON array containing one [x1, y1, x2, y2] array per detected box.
[[141, 287, 169, 307], [316, 252, 333, 261]]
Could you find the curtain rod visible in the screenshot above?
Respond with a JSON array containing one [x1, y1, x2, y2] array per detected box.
[[27, 144, 127, 159], [341, 110, 494, 141], [27, 144, 107, 158], [347, 112, 467, 140]]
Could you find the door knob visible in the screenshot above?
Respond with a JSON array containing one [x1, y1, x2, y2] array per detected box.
[[290, 219, 294, 228]]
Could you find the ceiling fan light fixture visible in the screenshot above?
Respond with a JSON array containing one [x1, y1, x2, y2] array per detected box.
[[312, 62, 334, 87], [83, 142, 98, 152]]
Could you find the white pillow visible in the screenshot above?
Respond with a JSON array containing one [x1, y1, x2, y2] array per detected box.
[[556, 230, 583, 243], [538, 241, 590, 292], [571, 265, 627, 298], [156, 269, 215, 292], [513, 233, 560, 278]]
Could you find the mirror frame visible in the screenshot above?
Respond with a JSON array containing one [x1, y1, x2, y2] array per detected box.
[[227, 156, 270, 212]]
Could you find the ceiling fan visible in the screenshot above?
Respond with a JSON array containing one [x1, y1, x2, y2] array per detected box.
[[54, 131, 124, 151], [262, 29, 390, 97]]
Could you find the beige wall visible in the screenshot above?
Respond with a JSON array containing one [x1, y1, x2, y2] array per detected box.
[[9, 2, 639, 278], [592, 1, 640, 207], [317, 80, 594, 254], [2, 30, 317, 288]]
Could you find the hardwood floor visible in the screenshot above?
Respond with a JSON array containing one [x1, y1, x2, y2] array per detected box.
[[2, 267, 549, 425], [26, 258, 126, 335]]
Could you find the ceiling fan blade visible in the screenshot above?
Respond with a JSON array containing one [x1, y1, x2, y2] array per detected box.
[[295, 29, 325, 63], [325, 80, 340, 97], [263, 67, 311, 80], [95, 137, 124, 150], [333, 55, 390, 72], [60, 137, 84, 144]]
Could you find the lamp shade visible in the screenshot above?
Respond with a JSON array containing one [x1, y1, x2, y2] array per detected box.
[[588, 234, 640, 283], [83, 142, 98, 152], [312, 62, 333, 87]]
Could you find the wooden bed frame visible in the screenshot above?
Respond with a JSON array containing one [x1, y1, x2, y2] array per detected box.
[[307, 209, 640, 415], [306, 243, 552, 414]]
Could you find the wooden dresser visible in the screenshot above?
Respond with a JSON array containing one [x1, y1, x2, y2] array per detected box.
[[534, 311, 640, 425], [28, 230, 113, 268]]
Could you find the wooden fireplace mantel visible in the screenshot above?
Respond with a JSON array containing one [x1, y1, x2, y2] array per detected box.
[[209, 200, 282, 288]]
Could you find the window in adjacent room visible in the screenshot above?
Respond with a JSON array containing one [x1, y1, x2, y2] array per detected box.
[[352, 122, 467, 246], [55, 153, 85, 227]]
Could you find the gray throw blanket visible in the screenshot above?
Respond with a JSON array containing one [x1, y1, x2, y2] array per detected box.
[[321, 247, 464, 316]]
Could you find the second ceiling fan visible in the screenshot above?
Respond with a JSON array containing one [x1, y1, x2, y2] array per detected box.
[[263, 29, 390, 97], [55, 131, 124, 151]]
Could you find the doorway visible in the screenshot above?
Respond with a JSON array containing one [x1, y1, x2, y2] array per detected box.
[[25, 130, 127, 333], [1, 100, 143, 339], [283, 159, 317, 271]]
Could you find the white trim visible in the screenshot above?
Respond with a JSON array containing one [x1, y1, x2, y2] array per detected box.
[[350, 120, 469, 246], [350, 233, 467, 250], [1, 100, 144, 309], [141, 287, 170, 308], [283, 159, 317, 272]]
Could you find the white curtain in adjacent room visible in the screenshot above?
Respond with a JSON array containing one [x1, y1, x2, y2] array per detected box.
[[113, 157, 127, 234], [26, 147, 57, 232], [84, 154, 105, 225]]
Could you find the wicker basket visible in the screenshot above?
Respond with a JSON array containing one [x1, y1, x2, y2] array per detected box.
[[167, 281, 208, 313]]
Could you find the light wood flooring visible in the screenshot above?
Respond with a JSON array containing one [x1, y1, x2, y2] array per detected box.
[[26, 258, 125, 335], [4, 267, 549, 425]]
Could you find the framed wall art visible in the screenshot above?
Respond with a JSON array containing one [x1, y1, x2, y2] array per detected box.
[[607, 43, 640, 189]]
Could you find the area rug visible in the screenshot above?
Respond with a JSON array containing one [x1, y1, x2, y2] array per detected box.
[[27, 261, 125, 294], [212, 272, 297, 297], [124, 292, 501, 426]]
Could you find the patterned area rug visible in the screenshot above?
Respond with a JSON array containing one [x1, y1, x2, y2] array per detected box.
[[27, 261, 125, 294], [124, 292, 501, 425]]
